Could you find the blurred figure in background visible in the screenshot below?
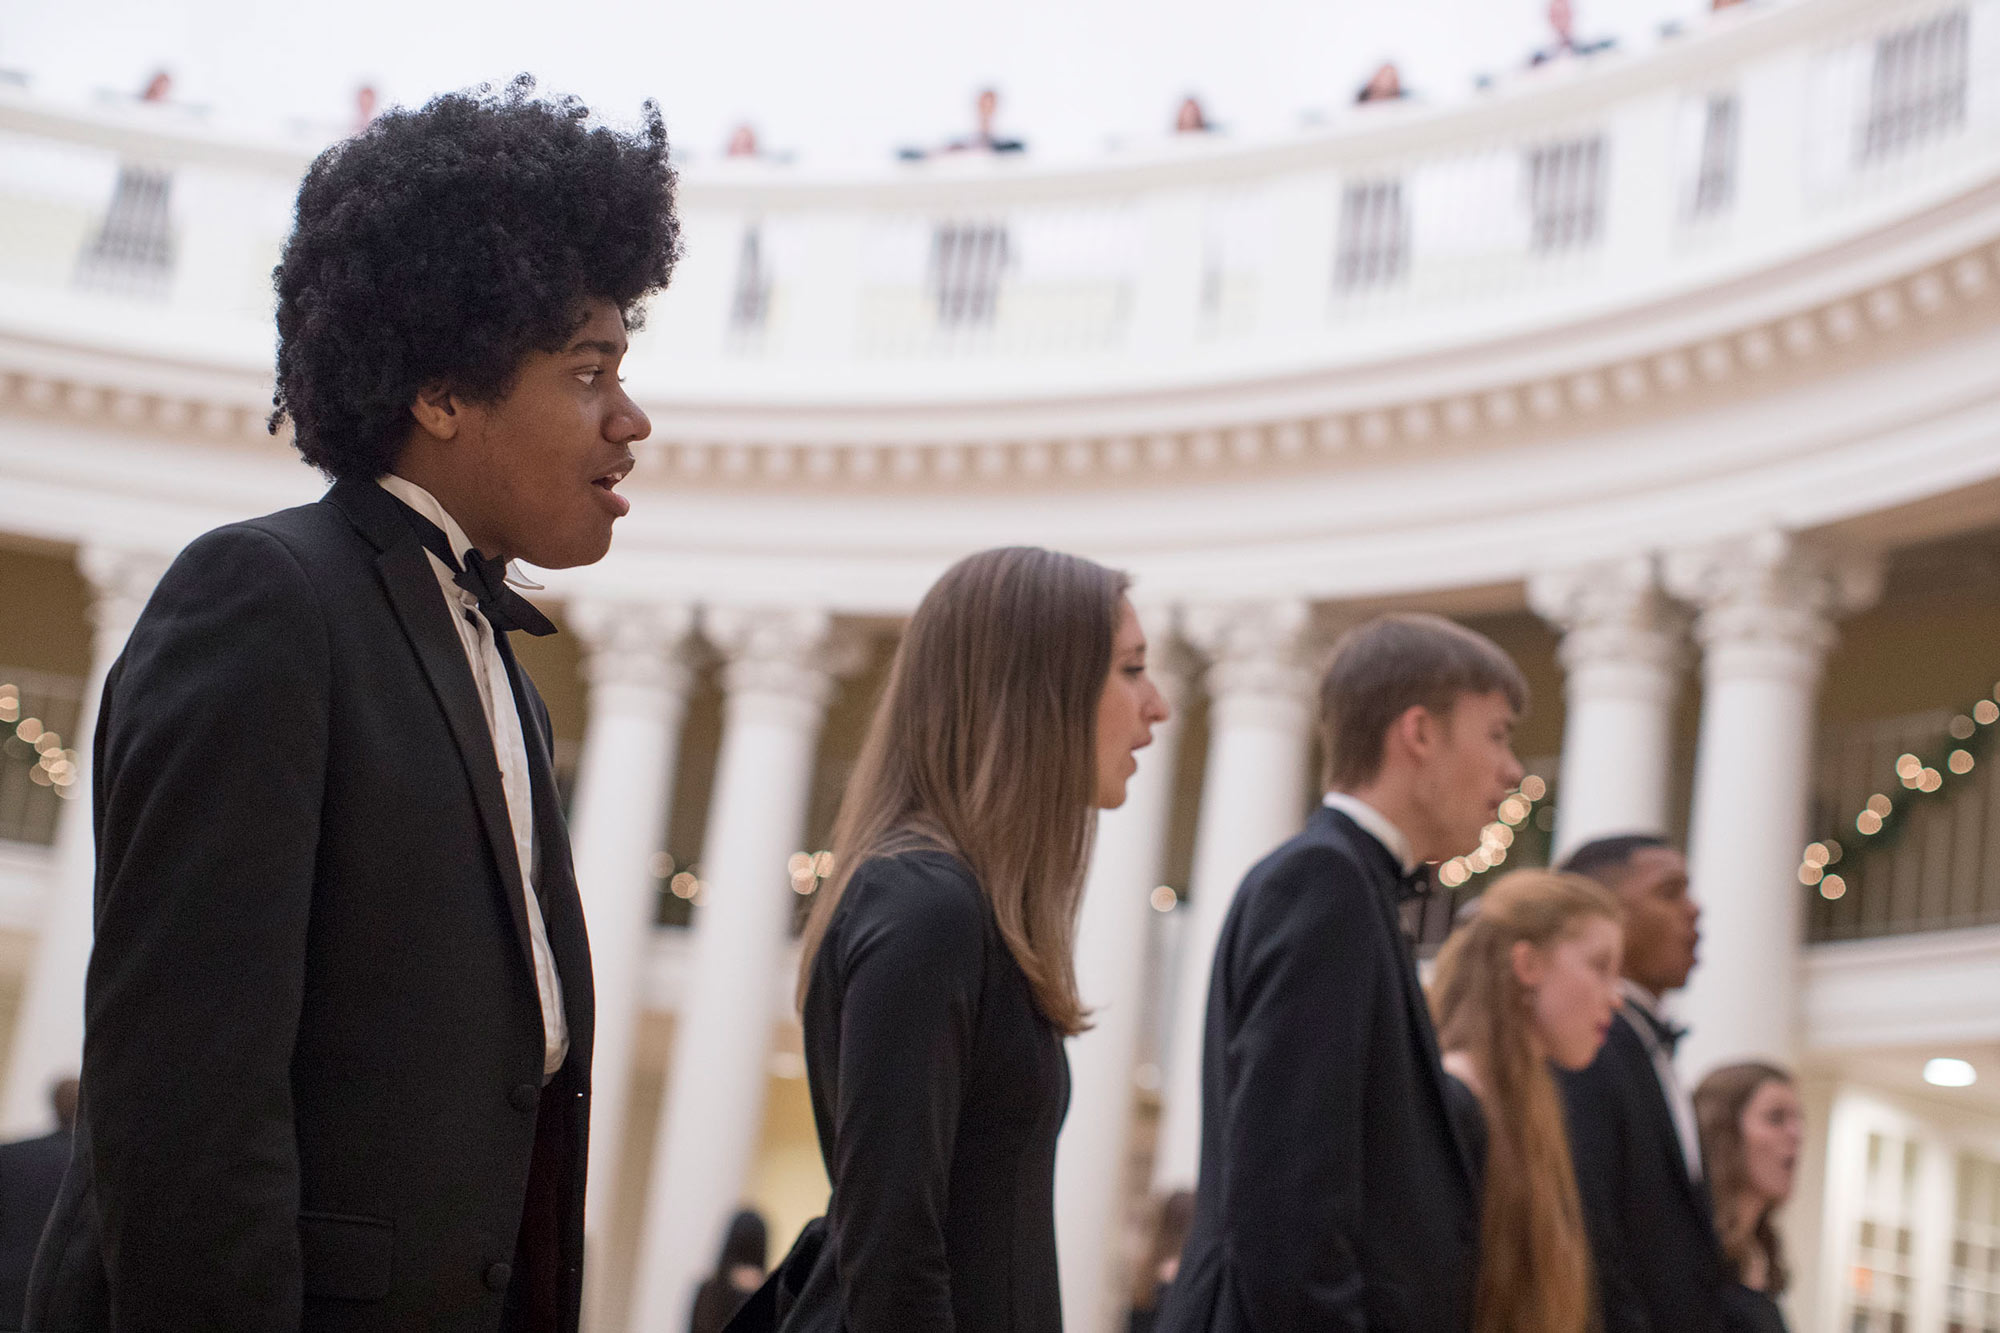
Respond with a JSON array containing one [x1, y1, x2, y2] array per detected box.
[[1355, 63, 1407, 104], [1127, 1190, 1195, 1333], [140, 70, 171, 103], [688, 1208, 767, 1333], [726, 123, 760, 158], [1173, 96, 1212, 134], [0, 1079, 76, 1332], [947, 87, 1026, 154], [1696, 1064, 1805, 1333], [1430, 870, 1623, 1333], [1557, 835, 1729, 1333], [1529, 0, 1617, 66], [352, 85, 378, 133]]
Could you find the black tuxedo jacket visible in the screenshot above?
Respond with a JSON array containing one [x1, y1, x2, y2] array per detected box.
[[1558, 1006, 1728, 1333], [0, 1130, 69, 1329], [26, 479, 595, 1332], [1156, 808, 1478, 1333]]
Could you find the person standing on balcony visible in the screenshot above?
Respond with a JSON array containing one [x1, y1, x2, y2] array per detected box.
[[946, 87, 1026, 154], [1556, 835, 1728, 1333], [731, 547, 1170, 1333], [1158, 613, 1529, 1333], [1695, 1064, 1805, 1333], [28, 78, 681, 1332]]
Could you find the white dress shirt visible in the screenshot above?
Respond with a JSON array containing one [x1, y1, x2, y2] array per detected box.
[[1619, 978, 1702, 1182], [1322, 791, 1421, 874], [378, 475, 569, 1078]]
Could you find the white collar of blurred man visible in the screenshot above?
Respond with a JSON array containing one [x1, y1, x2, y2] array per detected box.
[[1322, 791, 1418, 874], [1620, 976, 1667, 1017]]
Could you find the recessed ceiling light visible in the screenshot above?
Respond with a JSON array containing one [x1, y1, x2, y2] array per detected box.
[[1924, 1058, 1977, 1088]]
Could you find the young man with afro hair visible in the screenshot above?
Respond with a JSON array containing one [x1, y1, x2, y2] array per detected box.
[[28, 78, 680, 1332]]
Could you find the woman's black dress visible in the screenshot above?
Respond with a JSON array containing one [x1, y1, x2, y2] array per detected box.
[[777, 849, 1071, 1332]]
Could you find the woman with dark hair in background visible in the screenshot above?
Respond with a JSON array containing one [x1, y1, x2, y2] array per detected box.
[[1127, 1190, 1195, 1333], [690, 1209, 768, 1333], [1429, 869, 1625, 1333], [1695, 1063, 1805, 1333], [734, 545, 1170, 1333]]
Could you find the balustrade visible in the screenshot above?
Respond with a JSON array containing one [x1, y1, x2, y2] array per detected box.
[[0, 0, 1991, 385]]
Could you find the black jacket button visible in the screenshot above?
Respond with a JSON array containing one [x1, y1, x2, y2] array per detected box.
[[485, 1261, 512, 1291], [511, 1083, 539, 1113]]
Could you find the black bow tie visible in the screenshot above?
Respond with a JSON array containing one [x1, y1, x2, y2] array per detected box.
[[394, 501, 557, 638], [1631, 1003, 1688, 1056], [1395, 863, 1433, 904]]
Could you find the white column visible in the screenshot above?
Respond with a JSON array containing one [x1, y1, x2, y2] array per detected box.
[[626, 609, 858, 1332], [1056, 634, 1192, 1333], [2, 546, 168, 1135], [563, 600, 697, 1276], [1529, 557, 1688, 860], [1664, 532, 1879, 1080], [1152, 600, 1314, 1192]]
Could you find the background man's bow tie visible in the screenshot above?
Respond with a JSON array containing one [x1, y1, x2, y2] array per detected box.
[[1632, 1004, 1689, 1056]]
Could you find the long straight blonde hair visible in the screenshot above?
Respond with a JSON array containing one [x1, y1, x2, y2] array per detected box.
[[795, 546, 1128, 1036], [1430, 869, 1623, 1333]]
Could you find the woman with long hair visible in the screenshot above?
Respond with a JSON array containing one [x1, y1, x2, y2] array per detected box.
[[1429, 869, 1625, 1333], [1694, 1063, 1805, 1333], [750, 546, 1169, 1333]]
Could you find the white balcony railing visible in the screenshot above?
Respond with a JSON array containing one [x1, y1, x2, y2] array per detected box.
[[0, 0, 1996, 398]]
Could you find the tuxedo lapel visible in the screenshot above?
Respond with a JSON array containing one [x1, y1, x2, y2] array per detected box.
[[1619, 1006, 1707, 1211], [326, 480, 538, 979], [1318, 808, 1477, 1190]]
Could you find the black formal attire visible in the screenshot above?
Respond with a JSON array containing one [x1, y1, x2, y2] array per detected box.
[[0, 1129, 69, 1329], [1558, 1002, 1728, 1333], [743, 849, 1069, 1333], [1720, 1284, 1787, 1333], [27, 478, 595, 1332], [1156, 806, 1479, 1333]]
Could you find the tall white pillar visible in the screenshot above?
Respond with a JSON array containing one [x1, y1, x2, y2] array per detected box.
[[563, 600, 697, 1283], [1529, 557, 1689, 861], [627, 609, 858, 1332], [1664, 532, 1879, 1080], [1057, 634, 1192, 1333], [2, 546, 169, 1135], [1152, 601, 1314, 1192]]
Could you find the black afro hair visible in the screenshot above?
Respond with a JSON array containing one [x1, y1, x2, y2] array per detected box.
[[269, 75, 681, 479]]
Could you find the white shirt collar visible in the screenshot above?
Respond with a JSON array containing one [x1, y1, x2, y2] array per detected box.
[[1619, 978, 1666, 1017], [1322, 791, 1420, 874], [376, 474, 476, 568]]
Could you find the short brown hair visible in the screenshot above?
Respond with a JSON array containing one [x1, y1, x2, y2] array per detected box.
[[1319, 613, 1528, 789]]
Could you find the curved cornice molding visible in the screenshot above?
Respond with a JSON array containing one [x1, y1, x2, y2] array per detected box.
[[4, 223, 1995, 495]]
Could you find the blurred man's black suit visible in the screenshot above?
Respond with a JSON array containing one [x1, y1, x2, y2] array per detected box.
[[26, 478, 594, 1332], [1157, 806, 1478, 1333], [0, 1126, 70, 1329], [1559, 1006, 1730, 1333]]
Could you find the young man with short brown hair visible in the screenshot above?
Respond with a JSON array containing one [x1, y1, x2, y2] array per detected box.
[[1161, 612, 1527, 1333]]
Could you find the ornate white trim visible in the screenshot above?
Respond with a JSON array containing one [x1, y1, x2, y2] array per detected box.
[[6, 240, 1993, 492]]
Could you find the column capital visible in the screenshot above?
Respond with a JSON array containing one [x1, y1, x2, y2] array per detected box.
[[706, 607, 869, 712], [1529, 556, 1689, 677], [566, 598, 699, 695], [1663, 531, 1882, 681], [76, 545, 172, 645], [1180, 598, 1314, 706]]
